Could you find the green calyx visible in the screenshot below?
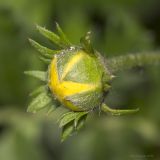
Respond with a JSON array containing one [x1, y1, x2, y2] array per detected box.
[[25, 23, 139, 141]]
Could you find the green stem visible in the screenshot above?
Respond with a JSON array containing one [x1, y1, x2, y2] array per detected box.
[[106, 52, 160, 74]]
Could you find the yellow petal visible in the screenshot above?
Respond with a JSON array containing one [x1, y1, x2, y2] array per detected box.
[[60, 51, 84, 80], [49, 55, 98, 101]]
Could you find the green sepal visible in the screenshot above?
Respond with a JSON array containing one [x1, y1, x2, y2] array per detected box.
[[29, 85, 47, 97], [103, 83, 111, 92], [102, 71, 112, 92], [36, 25, 69, 48], [27, 92, 52, 113], [39, 56, 51, 64], [24, 70, 47, 81], [80, 31, 94, 55], [65, 89, 103, 111], [29, 38, 57, 58], [56, 22, 72, 46]]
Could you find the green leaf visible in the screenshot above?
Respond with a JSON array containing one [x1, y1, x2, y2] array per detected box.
[[59, 112, 77, 128], [24, 71, 46, 81], [61, 122, 74, 142], [56, 22, 72, 46], [29, 85, 47, 97], [27, 92, 52, 113], [29, 39, 56, 58], [36, 25, 65, 48]]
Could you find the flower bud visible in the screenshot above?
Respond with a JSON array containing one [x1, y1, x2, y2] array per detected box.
[[48, 48, 105, 111]]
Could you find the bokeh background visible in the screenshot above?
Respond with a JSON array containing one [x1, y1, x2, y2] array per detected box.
[[0, 0, 160, 160]]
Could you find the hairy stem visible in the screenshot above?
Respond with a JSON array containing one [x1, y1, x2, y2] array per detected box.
[[106, 51, 160, 74], [101, 103, 139, 115]]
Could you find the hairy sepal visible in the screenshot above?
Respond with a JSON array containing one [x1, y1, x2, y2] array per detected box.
[[56, 22, 72, 47], [29, 39, 57, 58], [36, 25, 71, 48], [80, 31, 94, 55]]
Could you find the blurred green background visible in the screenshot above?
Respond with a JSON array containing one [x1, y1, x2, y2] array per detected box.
[[0, 0, 160, 160]]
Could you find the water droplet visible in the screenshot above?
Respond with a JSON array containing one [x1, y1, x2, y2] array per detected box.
[[69, 46, 75, 51]]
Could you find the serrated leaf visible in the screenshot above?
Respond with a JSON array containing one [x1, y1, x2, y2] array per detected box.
[[74, 112, 88, 128], [36, 25, 65, 48], [29, 85, 47, 97], [59, 112, 77, 128], [61, 122, 74, 142], [27, 92, 52, 113], [56, 22, 72, 46], [80, 31, 94, 54], [24, 71, 46, 81], [29, 39, 56, 58]]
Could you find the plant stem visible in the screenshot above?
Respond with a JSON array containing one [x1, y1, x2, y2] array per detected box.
[[106, 52, 160, 74], [101, 103, 139, 115]]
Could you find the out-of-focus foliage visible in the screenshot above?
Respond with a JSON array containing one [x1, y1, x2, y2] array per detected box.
[[0, 0, 160, 160]]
